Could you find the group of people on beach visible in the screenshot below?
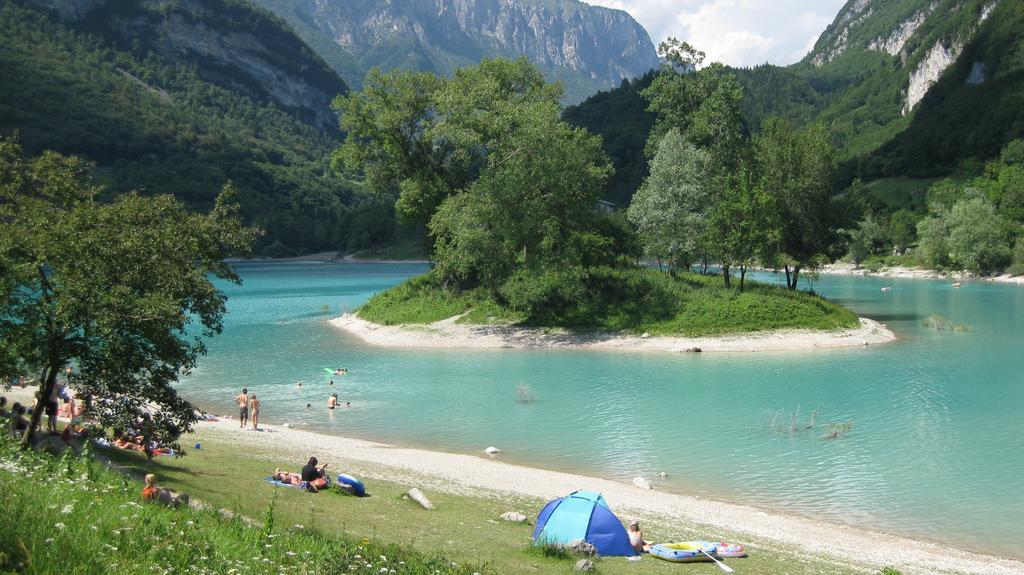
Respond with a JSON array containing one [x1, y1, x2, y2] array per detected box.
[[234, 388, 262, 430], [233, 369, 353, 428], [4, 368, 89, 442], [272, 456, 331, 491]]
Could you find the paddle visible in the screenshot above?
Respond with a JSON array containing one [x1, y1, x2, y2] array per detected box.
[[700, 549, 734, 573]]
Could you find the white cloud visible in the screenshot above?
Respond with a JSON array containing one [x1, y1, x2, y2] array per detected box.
[[585, 0, 846, 67]]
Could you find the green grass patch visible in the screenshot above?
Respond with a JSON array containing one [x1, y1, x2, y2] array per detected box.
[[86, 428, 874, 575], [0, 433, 483, 575], [358, 269, 859, 337]]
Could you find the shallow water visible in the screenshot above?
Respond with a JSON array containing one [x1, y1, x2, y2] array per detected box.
[[178, 262, 1024, 558]]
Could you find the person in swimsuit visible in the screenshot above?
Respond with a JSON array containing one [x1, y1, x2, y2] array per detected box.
[[301, 457, 329, 491], [249, 393, 261, 431], [627, 521, 652, 553], [327, 394, 338, 409], [272, 468, 302, 486], [234, 388, 249, 428]]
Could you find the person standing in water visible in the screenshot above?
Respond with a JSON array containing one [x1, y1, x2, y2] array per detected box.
[[327, 394, 338, 409], [249, 393, 261, 431], [234, 388, 249, 428]]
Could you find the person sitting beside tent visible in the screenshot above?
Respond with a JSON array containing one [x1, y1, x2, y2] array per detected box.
[[301, 457, 329, 492], [141, 474, 190, 507], [627, 520, 652, 553]]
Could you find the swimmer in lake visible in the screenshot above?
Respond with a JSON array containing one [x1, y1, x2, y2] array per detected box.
[[328, 394, 338, 409]]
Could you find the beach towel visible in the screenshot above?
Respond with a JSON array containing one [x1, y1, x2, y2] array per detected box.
[[264, 476, 307, 489]]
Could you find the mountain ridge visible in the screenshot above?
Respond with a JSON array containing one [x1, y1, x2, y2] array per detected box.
[[251, 0, 661, 103]]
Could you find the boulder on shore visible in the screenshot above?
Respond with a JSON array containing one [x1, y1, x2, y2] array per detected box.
[[574, 559, 595, 572], [633, 476, 652, 490], [568, 539, 597, 557], [406, 488, 434, 510]]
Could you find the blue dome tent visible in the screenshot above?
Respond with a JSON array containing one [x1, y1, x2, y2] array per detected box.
[[532, 491, 635, 556]]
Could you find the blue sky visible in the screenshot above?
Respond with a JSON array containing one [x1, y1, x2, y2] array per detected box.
[[586, 0, 848, 67]]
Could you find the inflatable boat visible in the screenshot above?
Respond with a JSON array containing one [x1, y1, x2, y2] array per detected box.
[[699, 541, 746, 557], [649, 542, 717, 563]]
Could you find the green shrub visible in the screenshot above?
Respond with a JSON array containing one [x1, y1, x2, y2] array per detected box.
[[499, 267, 589, 324]]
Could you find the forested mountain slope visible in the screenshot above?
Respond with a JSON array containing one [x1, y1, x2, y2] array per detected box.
[[0, 0, 400, 255], [251, 0, 661, 103], [566, 0, 1024, 203]]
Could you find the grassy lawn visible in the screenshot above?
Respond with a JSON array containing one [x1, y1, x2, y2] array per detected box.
[[357, 270, 859, 337], [90, 428, 876, 575]]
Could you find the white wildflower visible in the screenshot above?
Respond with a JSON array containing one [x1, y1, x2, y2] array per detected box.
[[61, 504, 74, 514], [54, 522, 66, 530]]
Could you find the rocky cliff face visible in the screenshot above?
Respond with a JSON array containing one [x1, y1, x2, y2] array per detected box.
[[255, 0, 659, 102], [806, 0, 1001, 114], [25, 0, 347, 130]]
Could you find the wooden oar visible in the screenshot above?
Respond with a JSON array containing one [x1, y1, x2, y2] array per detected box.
[[700, 549, 734, 573]]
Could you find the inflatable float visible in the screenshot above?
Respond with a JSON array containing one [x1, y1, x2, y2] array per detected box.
[[698, 541, 746, 558], [336, 473, 365, 496], [649, 542, 717, 563]]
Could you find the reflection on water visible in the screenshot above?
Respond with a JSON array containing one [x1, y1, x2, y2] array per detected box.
[[179, 263, 1024, 559]]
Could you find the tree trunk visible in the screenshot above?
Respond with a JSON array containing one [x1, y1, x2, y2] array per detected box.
[[791, 266, 801, 290], [722, 264, 731, 287], [23, 365, 58, 447], [657, 258, 663, 273], [701, 257, 708, 275], [739, 265, 747, 290], [784, 265, 792, 290]]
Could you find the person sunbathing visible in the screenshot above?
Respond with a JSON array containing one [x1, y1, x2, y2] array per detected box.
[[272, 468, 302, 486], [142, 474, 190, 507], [113, 434, 144, 451]]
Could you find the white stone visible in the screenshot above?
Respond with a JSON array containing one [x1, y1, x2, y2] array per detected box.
[[499, 512, 527, 523], [484, 446, 501, 455], [632, 476, 652, 490], [406, 488, 434, 510], [904, 40, 962, 114]]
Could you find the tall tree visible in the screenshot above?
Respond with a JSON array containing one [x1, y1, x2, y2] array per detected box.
[[627, 129, 712, 271], [755, 119, 847, 289], [337, 58, 612, 291], [709, 167, 778, 289], [0, 137, 259, 449]]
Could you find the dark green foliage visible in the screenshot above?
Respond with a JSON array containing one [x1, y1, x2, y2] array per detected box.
[[0, 1, 402, 255], [864, 1, 1024, 179], [0, 138, 259, 448], [565, 0, 1024, 208], [563, 72, 657, 206], [360, 269, 858, 336]]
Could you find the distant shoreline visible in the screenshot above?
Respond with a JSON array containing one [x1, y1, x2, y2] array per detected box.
[[222, 256, 1023, 285], [330, 313, 896, 353], [818, 262, 1024, 285], [224, 251, 428, 264]]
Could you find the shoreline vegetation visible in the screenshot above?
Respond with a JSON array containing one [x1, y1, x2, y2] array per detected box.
[[335, 269, 894, 352], [5, 386, 1019, 575]]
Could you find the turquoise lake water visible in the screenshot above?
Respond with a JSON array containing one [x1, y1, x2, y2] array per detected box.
[[178, 262, 1024, 558]]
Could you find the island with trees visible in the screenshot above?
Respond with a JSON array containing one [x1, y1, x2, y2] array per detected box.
[[331, 46, 894, 351]]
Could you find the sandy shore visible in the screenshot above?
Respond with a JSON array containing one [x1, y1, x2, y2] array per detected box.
[[5, 385, 1020, 574], [331, 313, 896, 353], [188, 417, 1020, 575], [821, 263, 1024, 285]]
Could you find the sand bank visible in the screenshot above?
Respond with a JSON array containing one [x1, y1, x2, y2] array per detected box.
[[189, 417, 1022, 575], [331, 314, 896, 353], [821, 263, 1024, 285]]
